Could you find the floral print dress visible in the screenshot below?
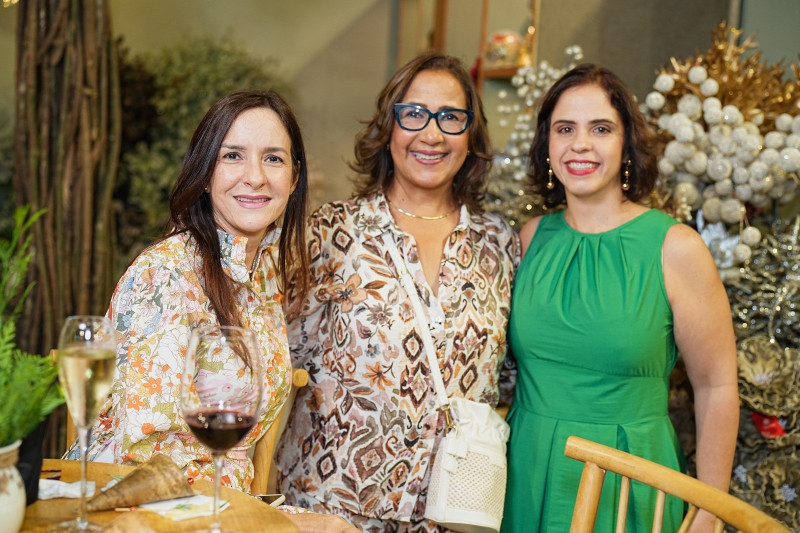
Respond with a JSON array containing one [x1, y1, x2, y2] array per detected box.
[[72, 229, 291, 492], [275, 192, 520, 526]]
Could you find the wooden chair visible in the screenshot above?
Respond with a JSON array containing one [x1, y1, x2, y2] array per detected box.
[[250, 367, 309, 494], [564, 436, 790, 533]]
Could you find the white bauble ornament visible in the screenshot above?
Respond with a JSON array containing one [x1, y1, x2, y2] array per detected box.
[[707, 156, 732, 181], [743, 122, 761, 135], [700, 78, 719, 96], [748, 160, 769, 179], [779, 147, 800, 172], [749, 174, 773, 193], [702, 197, 723, 222], [759, 147, 780, 166], [714, 178, 734, 196], [668, 113, 691, 132], [749, 109, 765, 126], [675, 124, 695, 143], [735, 184, 754, 201], [658, 158, 676, 176], [720, 198, 744, 224], [740, 226, 761, 247], [658, 114, 672, 131], [677, 94, 702, 119], [717, 137, 737, 156], [688, 65, 708, 84], [685, 151, 708, 176], [704, 109, 723, 125], [735, 147, 757, 165], [675, 172, 699, 185], [732, 167, 750, 184], [664, 140, 687, 164], [732, 127, 749, 144], [655, 73, 675, 92], [733, 243, 752, 263], [786, 133, 800, 149], [742, 133, 761, 152], [702, 97, 722, 112], [722, 105, 743, 126], [709, 124, 732, 145], [764, 131, 786, 149], [776, 113, 793, 132], [645, 91, 666, 111], [792, 115, 800, 134]]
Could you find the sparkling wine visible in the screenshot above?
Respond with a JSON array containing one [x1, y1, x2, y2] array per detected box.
[[58, 347, 115, 428], [185, 410, 256, 452]]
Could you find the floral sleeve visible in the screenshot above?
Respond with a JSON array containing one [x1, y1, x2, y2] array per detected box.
[[109, 255, 206, 473]]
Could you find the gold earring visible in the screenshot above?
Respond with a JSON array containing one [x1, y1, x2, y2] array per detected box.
[[546, 157, 555, 190], [622, 160, 631, 191]]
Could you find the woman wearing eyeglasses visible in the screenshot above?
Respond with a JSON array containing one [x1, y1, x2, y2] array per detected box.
[[275, 52, 521, 532]]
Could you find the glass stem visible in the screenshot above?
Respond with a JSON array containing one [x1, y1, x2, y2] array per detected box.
[[211, 453, 224, 533], [77, 425, 90, 528]]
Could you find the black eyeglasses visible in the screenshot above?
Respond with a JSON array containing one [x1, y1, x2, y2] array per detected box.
[[393, 104, 473, 135]]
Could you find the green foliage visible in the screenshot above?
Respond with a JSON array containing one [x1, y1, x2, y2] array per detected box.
[[0, 206, 64, 447], [0, 206, 44, 321], [116, 36, 290, 268]]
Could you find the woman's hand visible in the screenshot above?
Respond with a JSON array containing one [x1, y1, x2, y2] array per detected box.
[[282, 511, 360, 533]]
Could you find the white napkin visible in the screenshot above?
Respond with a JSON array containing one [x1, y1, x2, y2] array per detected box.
[[38, 479, 96, 500]]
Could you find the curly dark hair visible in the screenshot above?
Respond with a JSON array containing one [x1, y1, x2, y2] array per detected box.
[[349, 51, 492, 213], [529, 63, 658, 208], [165, 90, 310, 328]]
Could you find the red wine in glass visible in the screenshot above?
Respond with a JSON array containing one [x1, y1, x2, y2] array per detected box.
[[185, 411, 256, 452]]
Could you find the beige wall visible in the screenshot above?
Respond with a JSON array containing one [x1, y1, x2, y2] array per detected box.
[[0, 0, 751, 208]]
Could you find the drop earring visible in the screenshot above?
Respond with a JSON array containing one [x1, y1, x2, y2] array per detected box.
[[546, 157, 555, 190], [622, 160, 631, 191]]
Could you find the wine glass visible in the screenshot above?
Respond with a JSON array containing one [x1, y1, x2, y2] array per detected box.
[[179, 325, 264, 533], [54, 315, 116, 532]]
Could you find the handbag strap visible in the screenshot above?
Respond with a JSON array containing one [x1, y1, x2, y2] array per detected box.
[[384, 233, 455, 432]]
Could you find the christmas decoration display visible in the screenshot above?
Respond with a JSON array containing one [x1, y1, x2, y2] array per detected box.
[[642, 23, 800, 267], [485, 45, 583, 227], [726, 217, 800, 528]]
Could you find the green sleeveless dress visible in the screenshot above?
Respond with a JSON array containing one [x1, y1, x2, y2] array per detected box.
[[501, 209, 685, 532]]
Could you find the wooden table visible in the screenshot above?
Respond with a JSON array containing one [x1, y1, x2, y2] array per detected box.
[[21, 459, 300, 532]]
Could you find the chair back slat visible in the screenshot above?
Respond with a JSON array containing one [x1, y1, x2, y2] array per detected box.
[[565, 436, 791, 533], [615, 476, 629, 533], [569, 461, 608, 533], [651, 490, 666, 532], [678, 504, 699, 533]]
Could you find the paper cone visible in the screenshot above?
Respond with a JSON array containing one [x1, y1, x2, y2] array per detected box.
[[87, 454, 194, 512]]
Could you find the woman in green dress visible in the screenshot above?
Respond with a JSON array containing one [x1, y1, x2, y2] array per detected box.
[[501, 64, 739, 532]]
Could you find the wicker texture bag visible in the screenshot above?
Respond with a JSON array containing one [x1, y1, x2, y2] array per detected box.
[[385, 236, 510, 533]]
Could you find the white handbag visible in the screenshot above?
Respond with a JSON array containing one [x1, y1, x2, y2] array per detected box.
[[386, 236, 510, 533]]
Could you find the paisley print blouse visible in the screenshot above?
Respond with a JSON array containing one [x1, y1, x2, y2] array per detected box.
[[275, 192, 520, 521], [76, 229, 291, 492]]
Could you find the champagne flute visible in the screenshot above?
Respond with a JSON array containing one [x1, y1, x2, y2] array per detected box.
[[180, 325, 264, 533], [54, 315, 116, 532]]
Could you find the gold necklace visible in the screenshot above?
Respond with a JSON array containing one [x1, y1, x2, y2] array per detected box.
[[387, 198, 458, 220]]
